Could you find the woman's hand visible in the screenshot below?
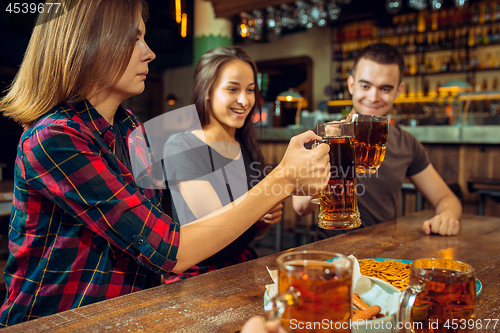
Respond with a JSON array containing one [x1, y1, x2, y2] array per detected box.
[[275, 131, 330, 197], [240, 316, 287, 333]]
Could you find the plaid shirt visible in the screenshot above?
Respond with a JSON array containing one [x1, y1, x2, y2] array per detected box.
[[0, 100, 180, 326]]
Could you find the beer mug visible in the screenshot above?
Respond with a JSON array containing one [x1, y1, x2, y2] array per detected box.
[[265, 251, 352, 333], [346, 114, 389, 174], [312, 122, 361, 230], [399, 258, 476, 333]]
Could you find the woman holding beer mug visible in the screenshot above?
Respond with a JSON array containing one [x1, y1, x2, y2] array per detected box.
[[0, 1, 330, 325], [163, 46, 288, 282]]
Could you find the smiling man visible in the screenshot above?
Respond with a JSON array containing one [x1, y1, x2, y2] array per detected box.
[[294, 42, 462, 237]]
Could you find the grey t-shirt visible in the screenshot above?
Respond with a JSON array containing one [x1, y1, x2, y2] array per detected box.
[[163, 132, 259, 263], [318, 124, 430, 239]]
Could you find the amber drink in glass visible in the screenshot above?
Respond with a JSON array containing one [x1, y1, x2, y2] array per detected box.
[[267, 251, 352, 333], [346, 113, 389, 174], [400, 258, 476, 333], [314, 122, 361, 230]]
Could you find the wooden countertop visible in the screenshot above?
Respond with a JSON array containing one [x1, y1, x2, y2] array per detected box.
[[4, 211, 500, 332]]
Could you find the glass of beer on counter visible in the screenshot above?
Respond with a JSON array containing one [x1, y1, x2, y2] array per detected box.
[[313, 121, 361, 230], [346, 113, 389, 174], [265, 251, 352, 333], [399, 258, 477, 333]]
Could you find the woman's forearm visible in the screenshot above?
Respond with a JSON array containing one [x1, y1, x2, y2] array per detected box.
[[173, 130, 330, 273], [173, 168, 291, 273]]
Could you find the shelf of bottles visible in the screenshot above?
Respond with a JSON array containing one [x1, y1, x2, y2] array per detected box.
[[329, 1, 500, 126], [328, 92, 500, 126], [331, 1, 500, 99]]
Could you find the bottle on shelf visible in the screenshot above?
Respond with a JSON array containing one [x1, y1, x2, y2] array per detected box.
[[482, 25, 491, 45], [394, 15, 402, 35], [423, 79, 430, 96], [479, 4, 486, 24], [485, 4, 492, 23], [460, 27, 468, 48], [404, 56, 410, 75], [491, 24, 500, 44], [485, 53, 493, 69], [418, 53, 425, 74], [439, 10, 448, 30], [441, 57, 448, 72], [404, 14, 411, 34], [456, 50, 463, 72], [449, 7, 458, 28], [431, 11, 438, 31], [494, 51, 500, 68], [409, 13, 417, 33], [417, 11, 426, 33], [472, 6, 480, 24], [417, 33, 425, 53], [482, 78, 488, 91], [449, 54, 457, 72], [468, 27, 475, 47]]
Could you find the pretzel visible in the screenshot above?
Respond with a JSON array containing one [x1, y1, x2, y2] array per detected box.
[[358, 259, 411, 291]]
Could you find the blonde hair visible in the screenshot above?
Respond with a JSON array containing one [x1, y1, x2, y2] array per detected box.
[[0, 0, 148, 128]]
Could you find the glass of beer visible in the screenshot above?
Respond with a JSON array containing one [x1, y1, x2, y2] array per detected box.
[[265, 251, 352, 333], [346, 113, 389, 174], [313, 122, 361, 230], [399, 258, 476, 333]]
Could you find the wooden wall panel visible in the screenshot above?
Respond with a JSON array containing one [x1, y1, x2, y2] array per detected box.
[[260, 141, 500, 219], [424, 144, 460, 184]]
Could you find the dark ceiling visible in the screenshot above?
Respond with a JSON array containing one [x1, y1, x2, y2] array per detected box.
[[0, 0, 194, 72], [0, 0, 488, 72]]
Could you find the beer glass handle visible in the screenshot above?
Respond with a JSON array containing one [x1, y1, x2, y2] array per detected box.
[[310, 138, 327, 204], [399, 286, 419, 333], [264, 290, 300, 322], [311, 139, 321, 149]]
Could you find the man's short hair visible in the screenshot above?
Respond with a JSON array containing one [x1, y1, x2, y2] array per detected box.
[[352, 42, 405, 84]]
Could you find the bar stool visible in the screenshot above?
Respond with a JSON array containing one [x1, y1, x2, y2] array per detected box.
[[273, 215, 317, 253], [400, 183, 423, 216], [467, 178, 500, 215], [401, 182, 463, 216]]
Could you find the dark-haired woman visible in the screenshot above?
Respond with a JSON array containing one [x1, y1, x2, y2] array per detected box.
[[163, 46, 283, 282]]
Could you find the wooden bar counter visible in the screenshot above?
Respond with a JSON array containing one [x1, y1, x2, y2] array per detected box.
[[4, 211, 500, 332]]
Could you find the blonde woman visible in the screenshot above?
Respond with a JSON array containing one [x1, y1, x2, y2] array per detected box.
[[0, 0, 330, 325]]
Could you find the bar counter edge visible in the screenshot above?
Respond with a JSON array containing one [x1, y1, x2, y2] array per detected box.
[[258, 125, 500, 144]]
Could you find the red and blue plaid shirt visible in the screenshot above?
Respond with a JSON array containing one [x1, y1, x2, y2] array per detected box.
[[0, 100, 180, 326]]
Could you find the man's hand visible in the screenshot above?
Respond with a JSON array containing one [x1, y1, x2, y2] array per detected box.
[[422, 214, 460, 236]]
